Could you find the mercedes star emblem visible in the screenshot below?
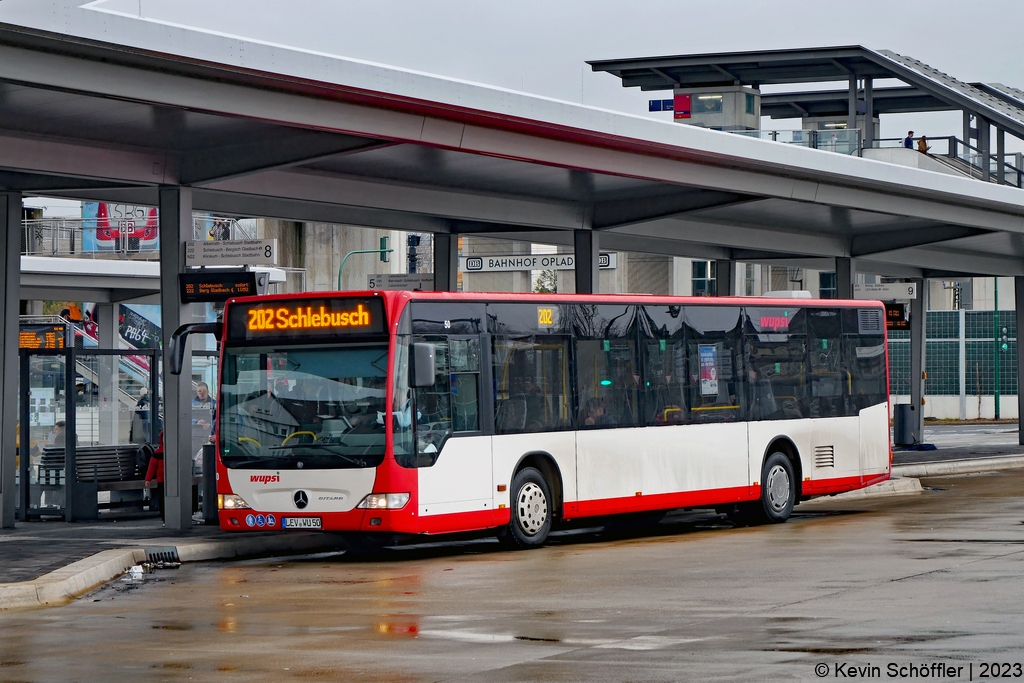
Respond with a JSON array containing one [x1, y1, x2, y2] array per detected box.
[[293, 490, 309, 509]]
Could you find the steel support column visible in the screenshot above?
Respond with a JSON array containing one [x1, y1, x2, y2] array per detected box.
[[979, 118, 991, 182], [835, 257, 855, 300], [716, 260, 735, 297], [574, 230, 599, 295], [159, 187, 195, 533], [96, 303, 119, 445], [1016, 278, 1024, 444], [996, 128, 1006, 184], [909, 278, 927, 444], [0, 192, 21, 528], [847, 75, 857, 133], [432, 233, 458, 292], [863, 78, 874, 149]]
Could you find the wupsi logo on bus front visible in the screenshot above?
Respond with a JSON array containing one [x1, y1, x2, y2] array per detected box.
[[250, 474, 280, 484]]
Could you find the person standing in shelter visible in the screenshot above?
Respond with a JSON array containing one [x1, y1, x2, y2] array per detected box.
[[903, 131, 915, 149], [145, 431, 165, 522], [192, 382, 216, 435]]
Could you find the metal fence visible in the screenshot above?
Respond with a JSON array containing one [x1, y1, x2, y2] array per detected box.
[[889, 310, 1018, 398], [22, 215, 256, 259]]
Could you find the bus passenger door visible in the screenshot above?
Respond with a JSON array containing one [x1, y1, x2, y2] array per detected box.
[[413, 335, 494, 525]]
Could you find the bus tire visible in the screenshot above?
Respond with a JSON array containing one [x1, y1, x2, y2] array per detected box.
[[757, 452, 796, 523], [498, 467, 552, 549]]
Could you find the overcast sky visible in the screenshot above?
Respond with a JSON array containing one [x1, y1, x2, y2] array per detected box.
[[105, 0, 1024, 141]]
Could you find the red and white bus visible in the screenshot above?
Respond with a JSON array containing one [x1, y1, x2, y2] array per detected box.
[[172, 291, 891, 548]]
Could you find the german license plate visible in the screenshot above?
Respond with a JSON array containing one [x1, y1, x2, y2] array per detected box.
[[283, 517, 321, 530]]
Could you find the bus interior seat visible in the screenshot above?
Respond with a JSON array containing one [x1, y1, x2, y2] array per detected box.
[[496, 395, 527, 433]]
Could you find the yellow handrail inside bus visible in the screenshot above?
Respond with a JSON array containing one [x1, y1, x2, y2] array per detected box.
[[691, 405, 740, 412], [238, 436, 261, 447], [281, 430, 317, 446]]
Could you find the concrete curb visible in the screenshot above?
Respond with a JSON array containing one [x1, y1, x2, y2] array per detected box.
[[802, 476, 924, 504], [0, 532, 344, 612], [894, 455, 1024, 478]]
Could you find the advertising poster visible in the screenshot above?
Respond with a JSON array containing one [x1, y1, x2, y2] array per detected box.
[[673, 93, 692, 119], [699, 344, 719, 396], [81, 203, 160, 252], [119, 305, 162, 350]]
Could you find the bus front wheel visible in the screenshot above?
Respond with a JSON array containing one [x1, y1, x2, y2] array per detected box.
[[498, 467, 552, 549]]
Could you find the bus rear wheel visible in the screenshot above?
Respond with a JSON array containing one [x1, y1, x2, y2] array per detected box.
[[757, 452, 795, 523], [498, 467, 552, 549], [726, 452, 796, 526]]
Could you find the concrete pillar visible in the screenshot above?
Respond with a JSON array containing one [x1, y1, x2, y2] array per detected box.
[[716, 260, 735, 297], [159, 187, 195, 533], [574, 230, 599, 295], [432, 232, 458, 292], [1016, 278, 1024, 444], [96, 303, 119, 445], [1, 192, 21, 528], [909, 278, 927, 443], [835, 257, 855, 300], [847, 75, 857, 134]]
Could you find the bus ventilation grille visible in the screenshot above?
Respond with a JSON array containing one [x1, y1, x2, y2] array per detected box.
[[858, 309, 883, 334], [145, 546, 180, 563], [814, 445, 835, 469]]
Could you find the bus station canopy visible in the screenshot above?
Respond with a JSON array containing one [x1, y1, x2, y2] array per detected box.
[[1, 12, 1024, 278], [588, 46, 1024, 142]]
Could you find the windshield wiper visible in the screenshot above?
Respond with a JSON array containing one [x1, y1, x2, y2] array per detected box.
[[269, 442, 370, 466]]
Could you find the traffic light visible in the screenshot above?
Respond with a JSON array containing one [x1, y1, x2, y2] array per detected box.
[[1001, 327, 1009, 351], [379, 236, 390, 263], [407, 234, 419, 273]]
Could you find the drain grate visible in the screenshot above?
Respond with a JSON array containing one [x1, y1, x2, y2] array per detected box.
[[145, 546, 180, 563]]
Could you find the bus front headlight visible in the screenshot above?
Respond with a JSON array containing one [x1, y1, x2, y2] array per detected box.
[[357, 493, 410, 510], [219, 494, 251, 510]]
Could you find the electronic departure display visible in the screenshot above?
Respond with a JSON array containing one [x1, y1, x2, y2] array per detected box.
[[19, 324, 66, 349], [226, 297, 386, 343]]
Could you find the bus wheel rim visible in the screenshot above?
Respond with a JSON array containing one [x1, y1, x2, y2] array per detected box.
[[766, 464, 790, 512], [516, 482, 548, 536]]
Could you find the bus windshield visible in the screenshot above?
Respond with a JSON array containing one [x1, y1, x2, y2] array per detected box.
[[219, 344, 389, 469]]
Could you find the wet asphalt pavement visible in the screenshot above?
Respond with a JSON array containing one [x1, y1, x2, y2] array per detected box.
[[2, 471, 1024, 682]]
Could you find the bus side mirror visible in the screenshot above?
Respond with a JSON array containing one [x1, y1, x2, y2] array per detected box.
[[168, 322, 221, 375], [410, 342, 436, 388]]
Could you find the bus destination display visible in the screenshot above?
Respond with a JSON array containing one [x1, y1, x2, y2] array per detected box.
[[227, 297, 386, 342]]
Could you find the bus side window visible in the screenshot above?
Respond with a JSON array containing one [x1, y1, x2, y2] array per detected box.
[[684, 306, 744, 423], [493, 335, 571, 434], [414, 337, 452, 460], [842, 308, 887, 413], [572, 304, 639, 429], [639, 305, 687, 426], [743, 307, 808, 421], [449, 338, 480, 433], [807, 308, 844, 418]]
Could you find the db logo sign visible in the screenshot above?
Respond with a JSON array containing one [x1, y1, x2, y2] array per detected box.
[[465, 257, 483, 271]]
